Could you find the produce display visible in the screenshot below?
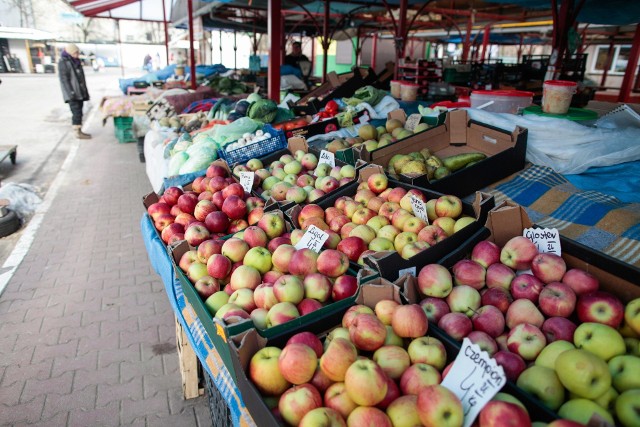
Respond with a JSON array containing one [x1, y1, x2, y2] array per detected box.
[[293, 177, 476, 262], [243, 287, 584, 427], [232, 151, 356, 203], [140, 84, 640, 427], [415, 237, 640, 426]]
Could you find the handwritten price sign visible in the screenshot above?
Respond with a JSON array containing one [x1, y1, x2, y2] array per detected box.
[[523, 227, 561, 255], [441, 338, 507, 427], [239, 172, 255, 193], [410, 195, 429, 223], [318, 150, 336, 168], [294, 225, 330, 253]]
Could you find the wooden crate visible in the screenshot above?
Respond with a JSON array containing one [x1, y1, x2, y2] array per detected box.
[[175, 316, 204, 399]]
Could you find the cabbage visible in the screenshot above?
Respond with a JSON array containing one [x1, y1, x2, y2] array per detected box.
[[247, 93, 262, 104], [172, 138, 192, 154], [178, 145, 217, 174], [168, 151, 189, 176], [178, 132, 192, 143], [163, 137, 178, 158], [248, 99, 278, 123]]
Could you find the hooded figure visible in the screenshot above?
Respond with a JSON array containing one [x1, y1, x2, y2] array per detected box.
[[58, 43, 91, 139]]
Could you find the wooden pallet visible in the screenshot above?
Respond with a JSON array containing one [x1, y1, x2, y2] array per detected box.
[[175, 316, 204, 399]]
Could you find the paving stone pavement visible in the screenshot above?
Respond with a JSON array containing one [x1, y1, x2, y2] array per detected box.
[[0, 117, 212, 426]]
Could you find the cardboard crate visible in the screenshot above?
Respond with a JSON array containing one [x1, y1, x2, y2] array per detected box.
[[285, 164, 495, 281], [355, 109, 528, 197], [170, 237, 379, 383]]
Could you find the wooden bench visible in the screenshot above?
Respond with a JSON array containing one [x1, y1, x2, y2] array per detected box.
[[0, 145, 17, 165]]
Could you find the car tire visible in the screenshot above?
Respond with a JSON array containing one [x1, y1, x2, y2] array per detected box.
[[0, 209, 22, 237]]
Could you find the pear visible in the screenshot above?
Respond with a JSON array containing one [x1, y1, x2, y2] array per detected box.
[[358, 124, 378, 141], [397, 129, 414, 140], [364, 139, 379, 151], [408, 152, 426, 161], [386, 118, 404, 134], [391, 127, 405, 138], [426, 155, 443, 168], [420, 148, 432, 159], [326, 139, 348, 153], [391, 155, 412, 174], [414, 122, 431, 133], [434, 166, 450, 180], [400, 160, 428, 175], [376, 126, 387, 136]]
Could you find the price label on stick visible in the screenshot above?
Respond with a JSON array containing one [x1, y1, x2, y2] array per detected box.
[[294, 225, 330, 253], [441, 338, 507, 427], [410, 195, 429, 223], [239, 172, 255, 193], [318, 150, 336, 167], [404, 113, 423, 132], [523, 227, 561, 255]]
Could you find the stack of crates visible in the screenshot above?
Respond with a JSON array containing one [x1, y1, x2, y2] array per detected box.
[[113, 116, 136, 143]]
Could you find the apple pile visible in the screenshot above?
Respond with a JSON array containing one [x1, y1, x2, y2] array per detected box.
[[293, 174, 476, 262], [417, 236, 640, 426], [177, 213, 359, 330], [246, 298, 558, 427], [232, 150, 356, 204], [147, 163, 268, 245]]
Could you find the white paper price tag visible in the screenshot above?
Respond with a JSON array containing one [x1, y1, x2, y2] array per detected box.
[[239, 172, 254, 193], [398, 266, 416, 278], [410, 195, 429, 223], [441, 338, 507, 427], [318, 150, 336, 167], [294, 225, 330, 253], [404, 113, 423, 131], [523, 227, 561, 255]]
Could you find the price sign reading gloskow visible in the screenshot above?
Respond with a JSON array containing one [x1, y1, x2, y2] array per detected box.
[[441, 338, 507, 427], [523, 227, 561, 256], [318, 150, 336, 168], [294, 225, 330, 253], [239, 172, 255, 193], [410, 195, 429, 223]]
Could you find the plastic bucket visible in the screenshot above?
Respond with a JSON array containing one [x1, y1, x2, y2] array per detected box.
[[542, 80, 577, 114], [400, 82, 420, 101], [390, 80, 402, 99], [470, 90, 534, 114]]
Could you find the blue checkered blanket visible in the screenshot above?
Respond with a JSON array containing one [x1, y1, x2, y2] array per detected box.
[[484, 164, 640, 268]]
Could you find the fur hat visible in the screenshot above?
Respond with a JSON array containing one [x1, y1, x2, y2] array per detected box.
[[65, 43, 80, 55]]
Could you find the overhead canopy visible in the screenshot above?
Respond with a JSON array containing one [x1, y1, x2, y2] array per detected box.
[[483, 0, 640, 25], [68, 0, 173, 22], [0, 27, 58, 40]]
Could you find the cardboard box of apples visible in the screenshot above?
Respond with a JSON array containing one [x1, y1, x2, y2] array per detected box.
[[401, 201, 640, 427], [229, 137, 361, 207], [230, 279, 571, 427], [355, 109, 528, 197], [285, 164, 494, 281]]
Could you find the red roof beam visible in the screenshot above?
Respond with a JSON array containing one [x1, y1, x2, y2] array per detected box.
[[76, 0, 139, 16]]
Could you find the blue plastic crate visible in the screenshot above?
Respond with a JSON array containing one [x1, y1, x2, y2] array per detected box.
[[217, 124, 287, 166]]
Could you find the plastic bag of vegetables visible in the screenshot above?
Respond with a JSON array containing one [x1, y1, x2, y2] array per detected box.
[[212, 117, 260, 145], [247, 99, 278, 123], [178, 144, 218, 175], [168, 151, 189, 176]]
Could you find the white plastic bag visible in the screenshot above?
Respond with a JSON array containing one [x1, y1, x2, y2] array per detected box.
[[0, 183, 42, 220], [466, 109, 640, 174]]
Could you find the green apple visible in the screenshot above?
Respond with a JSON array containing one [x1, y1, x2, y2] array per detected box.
[[624, 337, 640, 356], [569, 387, 618, 412], [615, 389, 640, 427], [558, 399, 615, 425], [492, 392, 528, 414], [555, 349, 612, 399], [573, 322, 625, 361], [516, 365, 565, 410], [624, 297, 640, 335], [608, 354, 640, 392], [535, 340, 575, 370], [204, 291, 230, 315]]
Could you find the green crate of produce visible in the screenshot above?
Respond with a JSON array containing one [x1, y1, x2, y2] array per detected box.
[[114, 116, 136, 143]]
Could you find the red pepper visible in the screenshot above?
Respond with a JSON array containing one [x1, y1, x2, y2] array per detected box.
[[325, 100, 339, 114]]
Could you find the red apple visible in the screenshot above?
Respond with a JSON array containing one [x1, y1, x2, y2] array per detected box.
[[278, 342, 318, 385], [507, 323, 546, 361], [298, 298, 324, 316], [417, 225, 448, 246], [493, 350, 526, 382], [417, 263, 453, 298], [438, 312, 473, 341], [222, 182, 245, 200], [576, 291, 624, 328], [221, 195, 247, 220], [267, 236, 291, 253], [206, 253, 232, 279], [416, 384, 463, 427], [472, 305, 505, 338], [162, 186, 184, 206], [434, 195, 463, 218], [347, 406, 391, 427], [562, 268, 600, 295], [452, 259, 486, 290], [319, 337, 358, 382], [486, 263, 516, 290], [196, 238, 223, 263], [506, 299, 545, 329], [500, 236, 538, 271], [419, 297, 451, 323], [243, 225, 268, 248], [531, 252, 567, 284], [221, 237, 250, 263], [332, 275, 358, 301], [229, 265, 262, 291], [317, 249, 350, 278], [539, 281, 577, 318], [184, 224, 211, 246], [481, 287, 513, 314], [254, 283, 278, 310], [478, 399, 531, 427], [248, 347, 290, 396], [177, 193, 199, 214], [206, 164, 228, 178], [204, 211, 230, 234], [194, 276, 220, 299], [160, 222, 184, 244], [510, 273, 544, 303], [471, 240, 501, 268], [349, 313, 387, 352], [542, 316, 578, 343], [147, 201, 172, 220], [344, 359, 388, 406], [287, 331, 323, 358], [278, 383, 323, 427], [367, 173, 389, 194], [391, 304, 428, 338], [289, 248, 320, 277], [324, 382, 357, 420]]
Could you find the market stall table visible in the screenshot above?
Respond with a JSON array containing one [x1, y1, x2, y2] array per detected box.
[[141, 214, 256, 427]]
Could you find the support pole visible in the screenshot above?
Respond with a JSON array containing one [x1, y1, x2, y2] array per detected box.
[[116, 19, 124, 77], [162, 0, 169, 67], [617, 23, 640, 102], [462, 13, 473, 62], [268, 0, 281, 102], [394, 0, 408, 78], [234, 31, 237, 70], [371, 33, 378, 71], [480, 25, 490, 63], [600, 38, 615, 88], [187, 0, 197, 89], [322, 0, 330, 82]]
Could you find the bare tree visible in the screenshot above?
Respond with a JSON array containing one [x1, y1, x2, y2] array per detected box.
[[7, 0, 33, 27], [75, 18, 94, 43]]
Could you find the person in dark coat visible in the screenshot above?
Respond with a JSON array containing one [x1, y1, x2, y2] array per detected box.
[[58, 43, 91, 139]]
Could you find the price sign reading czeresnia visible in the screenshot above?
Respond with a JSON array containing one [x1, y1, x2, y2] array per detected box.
[[440, 338, 507, 427]]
